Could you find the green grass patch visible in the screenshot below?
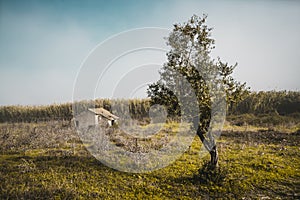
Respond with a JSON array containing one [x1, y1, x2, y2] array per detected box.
[[0, 121, 299, 199]]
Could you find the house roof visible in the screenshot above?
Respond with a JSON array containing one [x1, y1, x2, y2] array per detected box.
[[88, 108, 119, 120]]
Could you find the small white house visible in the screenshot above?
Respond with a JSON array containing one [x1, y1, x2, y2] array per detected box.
[[75, 108, 119, 129]]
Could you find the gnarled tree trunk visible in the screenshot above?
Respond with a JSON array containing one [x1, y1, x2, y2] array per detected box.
[[196, 127, 218, 169], [209, 145, 218, 169]]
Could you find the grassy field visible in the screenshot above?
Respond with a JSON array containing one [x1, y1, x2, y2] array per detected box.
[[0, 120, 299, 199]]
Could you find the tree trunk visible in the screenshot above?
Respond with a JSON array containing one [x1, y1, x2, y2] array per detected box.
[[196, 126, 219, 169], [209, 145, 218, 169]]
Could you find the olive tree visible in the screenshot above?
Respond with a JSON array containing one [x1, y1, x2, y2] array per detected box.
[[147, 15, 249, 168]]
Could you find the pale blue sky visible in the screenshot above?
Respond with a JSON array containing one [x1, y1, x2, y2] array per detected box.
[[0, 0, 299, 105]]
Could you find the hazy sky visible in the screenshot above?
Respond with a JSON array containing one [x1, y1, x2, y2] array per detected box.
[[0, 0, 299, 105]]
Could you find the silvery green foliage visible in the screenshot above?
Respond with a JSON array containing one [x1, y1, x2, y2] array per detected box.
[[147, 15, 249, 167]]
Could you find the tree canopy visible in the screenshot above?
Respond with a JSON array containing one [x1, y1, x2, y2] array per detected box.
[[147, 14, 249, 168]]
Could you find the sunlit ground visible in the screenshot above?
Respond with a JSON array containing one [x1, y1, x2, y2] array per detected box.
[[0, 121, 299, 199]]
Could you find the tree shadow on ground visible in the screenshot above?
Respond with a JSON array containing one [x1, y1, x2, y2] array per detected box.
[[170, 162, 233, 199], [173, 162, 228, 186]]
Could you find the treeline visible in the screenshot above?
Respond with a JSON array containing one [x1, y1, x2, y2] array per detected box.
[[229, 91, 300, 116], [0, 99, 151, 123], [0, 103, 73, 123], [0, 91, 299, 123]]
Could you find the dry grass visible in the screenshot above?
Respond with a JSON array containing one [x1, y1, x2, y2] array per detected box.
[[0, 120, 299, 199]]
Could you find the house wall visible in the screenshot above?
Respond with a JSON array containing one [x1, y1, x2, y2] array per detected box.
[[107, 119, 116, 126], [75, 111, 97, 129]]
